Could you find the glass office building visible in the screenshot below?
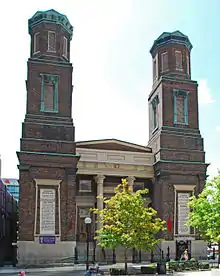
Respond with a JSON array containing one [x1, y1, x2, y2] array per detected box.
[[1, 179, 19, 201]]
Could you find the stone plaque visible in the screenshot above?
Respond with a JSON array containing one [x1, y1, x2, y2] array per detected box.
[[40, 189, 56, 235], [177, 192, 190, 235], [39, 236, 56, 244]]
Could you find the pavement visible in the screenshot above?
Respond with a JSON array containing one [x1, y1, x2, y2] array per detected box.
[[0, 264, 219, 276]]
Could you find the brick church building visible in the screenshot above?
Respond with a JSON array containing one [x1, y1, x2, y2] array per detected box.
[[17, 9, 208, 265]]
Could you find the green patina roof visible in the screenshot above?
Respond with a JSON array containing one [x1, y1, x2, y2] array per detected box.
[[150, 30, 192, 57], [28, 9, 73, 39]]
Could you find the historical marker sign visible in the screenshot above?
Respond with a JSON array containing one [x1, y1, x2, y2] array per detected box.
[[177, 192, 190, 235], [39, 236, 56, 244], [40, 189, 56, 235]]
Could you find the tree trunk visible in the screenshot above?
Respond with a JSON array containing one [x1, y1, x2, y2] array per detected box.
[[124, 248, 128, 274]]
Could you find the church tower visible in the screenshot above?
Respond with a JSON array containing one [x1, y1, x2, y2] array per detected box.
[[148, 31, 208, 258], [17, 10, 79, 265]]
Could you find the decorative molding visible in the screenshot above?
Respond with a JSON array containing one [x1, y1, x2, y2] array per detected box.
[[173, 185, 196, 191], [34, 179, 62, 186], [76, 148, 154, 166], [94, 174, 105, 185], [20, 150, 79, 157], [28, 9, 73, 39]]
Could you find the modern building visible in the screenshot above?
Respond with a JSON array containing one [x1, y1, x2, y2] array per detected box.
[[17, 9, 208, 265], [1, 179, 19, 201], [0, 179, 18, 266]]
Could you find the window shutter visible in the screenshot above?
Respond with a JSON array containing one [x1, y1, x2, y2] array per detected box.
[[161, 52, 168, 72], [175, 51, 183, 71]]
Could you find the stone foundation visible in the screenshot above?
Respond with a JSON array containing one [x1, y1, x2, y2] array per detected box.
[[17, 241, 76, 265]]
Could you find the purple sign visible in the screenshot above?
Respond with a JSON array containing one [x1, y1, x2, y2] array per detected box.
[[39, 236, 56, 244]]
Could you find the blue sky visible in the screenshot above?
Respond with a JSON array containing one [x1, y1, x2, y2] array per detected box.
[[0, 0, 219, 178]]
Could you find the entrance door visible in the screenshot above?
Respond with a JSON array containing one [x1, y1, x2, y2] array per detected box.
[[176, 240, 191, 260], [77, 207, 93, 242]]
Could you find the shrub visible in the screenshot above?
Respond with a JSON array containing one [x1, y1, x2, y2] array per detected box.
[[109, 268, 126, 275], [199, 262, 210, 270], [141, 265, 157, 274], [190, 258, 197, 262], [168, 260, 198, 272]]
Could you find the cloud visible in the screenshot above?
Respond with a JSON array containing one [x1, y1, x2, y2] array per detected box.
[[216, 126, 220, 132], [198, 79, 215, 105]]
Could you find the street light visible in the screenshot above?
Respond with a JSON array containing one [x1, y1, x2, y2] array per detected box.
[[85, 217, 92, 271]]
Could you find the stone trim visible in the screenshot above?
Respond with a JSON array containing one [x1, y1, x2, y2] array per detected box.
[[34, 179, 62, 237]]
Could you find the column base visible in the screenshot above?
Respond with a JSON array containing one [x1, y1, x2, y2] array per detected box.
[[17, 240, 76, 266]]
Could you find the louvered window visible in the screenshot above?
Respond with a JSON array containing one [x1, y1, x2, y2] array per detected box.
[[44, 82, 55, 112], [186, 55, 190, 75], [175, 50, 183, 71], [173, 89, 188, 124], [161, 52, 168, 72], [40, 74, 59, 113], [63, 37, 68, 58], [48, 31, 56, 52], [34, 32, 40, 53], [151, 95, 159, 131]]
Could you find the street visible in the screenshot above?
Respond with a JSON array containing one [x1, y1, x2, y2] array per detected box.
[[0, 266, 220, 276]]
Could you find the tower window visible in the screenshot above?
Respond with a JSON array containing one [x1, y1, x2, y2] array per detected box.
[[173, 89, 188, 124], [186, 55, 190, 75], [175, 50, 183, 71], [161, 52, 168, 72], [63, 37, 68, 59], [153, 54, 158, 80], [151, 95, 159, 131], [48, 31, 56, 53], [33, 32, 40, 54], [40, 74, 59, 113]]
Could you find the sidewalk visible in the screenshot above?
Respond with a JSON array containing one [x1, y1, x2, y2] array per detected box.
[[0, 263, 219, 275]]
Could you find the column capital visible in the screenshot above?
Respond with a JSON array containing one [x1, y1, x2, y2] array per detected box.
[[94, 174, 105, 184], [126, 176, 136, 183]]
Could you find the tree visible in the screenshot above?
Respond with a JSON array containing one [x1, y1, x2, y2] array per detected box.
[[91, 179, 166, 273], [187, 174, 220, 263]]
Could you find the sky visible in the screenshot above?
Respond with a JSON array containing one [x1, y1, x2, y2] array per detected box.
[[0, 0, 219, 179]]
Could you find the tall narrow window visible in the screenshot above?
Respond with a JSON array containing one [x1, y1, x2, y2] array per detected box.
[[63, 37, 68, 59], [153, 54, 158, 80], [151, 95, 159, 131], [161, 52, 168, 72], [186, 55, 190, 75], [173, 89, 188, 124], [175, 50, 183, 71], [40, 74, 59, 113], [48, 31, 56, 52], [33, 32, 40, 54]]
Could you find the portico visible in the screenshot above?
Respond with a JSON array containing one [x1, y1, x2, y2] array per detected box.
[[75, 139, 154, 240]]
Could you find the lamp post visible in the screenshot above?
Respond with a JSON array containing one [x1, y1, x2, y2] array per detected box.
[[85, 217, 92, 271]]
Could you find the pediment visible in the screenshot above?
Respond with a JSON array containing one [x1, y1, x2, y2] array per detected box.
[[76, 139, 151, 153]]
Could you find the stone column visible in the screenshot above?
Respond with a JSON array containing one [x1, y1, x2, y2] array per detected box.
[[94, 175, 105, 230], [94, 174, 105, 211], [127, 176, 136, 192]]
